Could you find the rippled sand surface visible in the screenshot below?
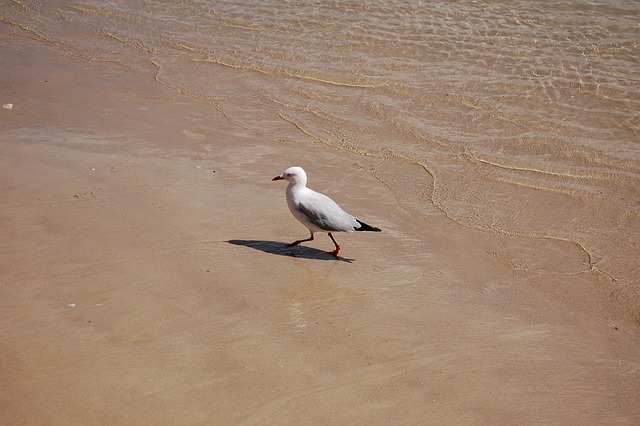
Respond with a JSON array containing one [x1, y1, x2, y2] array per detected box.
[[1, 1, 639, 424]]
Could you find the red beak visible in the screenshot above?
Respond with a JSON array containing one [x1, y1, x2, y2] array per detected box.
[[272, 175, 283, 181]]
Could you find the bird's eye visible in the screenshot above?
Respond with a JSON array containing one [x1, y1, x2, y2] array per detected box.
[[286, 173, 292, 177]]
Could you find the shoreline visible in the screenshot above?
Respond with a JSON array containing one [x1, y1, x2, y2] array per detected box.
[[1, 27, 639, 424]]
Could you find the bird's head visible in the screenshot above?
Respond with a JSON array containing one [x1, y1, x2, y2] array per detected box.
[[272, 166, 307, 186]]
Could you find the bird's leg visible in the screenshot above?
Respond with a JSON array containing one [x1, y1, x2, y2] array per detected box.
[[288, 232, 314, 247], [328, 232, 341, 257]]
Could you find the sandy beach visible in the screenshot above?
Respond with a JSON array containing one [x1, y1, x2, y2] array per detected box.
[[1, 25, 639, 425]]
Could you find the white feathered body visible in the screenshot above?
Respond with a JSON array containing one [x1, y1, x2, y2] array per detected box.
[[286, 184, 360, 234]]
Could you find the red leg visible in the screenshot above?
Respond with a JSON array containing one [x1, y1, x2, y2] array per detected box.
[[288, 232, 314, 247], [328, 232, 341, 257]]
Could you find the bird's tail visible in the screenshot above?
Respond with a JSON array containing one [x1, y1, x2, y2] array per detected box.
[[355, 219, 382, 232]]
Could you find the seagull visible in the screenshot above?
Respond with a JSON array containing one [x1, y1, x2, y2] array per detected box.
[[272, 166, 381, 257]]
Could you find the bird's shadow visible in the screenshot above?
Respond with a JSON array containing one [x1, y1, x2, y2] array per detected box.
[[227, 239, 355, 263]]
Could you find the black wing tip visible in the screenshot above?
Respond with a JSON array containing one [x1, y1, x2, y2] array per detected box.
[[356, 219, 382, 232]]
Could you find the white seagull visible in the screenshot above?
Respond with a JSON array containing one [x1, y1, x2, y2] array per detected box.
[[272, 166, 381, 257]]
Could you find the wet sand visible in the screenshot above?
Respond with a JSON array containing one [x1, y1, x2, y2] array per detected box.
[[1, 29, 639, 424]]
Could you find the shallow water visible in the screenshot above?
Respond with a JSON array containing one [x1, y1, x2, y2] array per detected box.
[[2, 0, 639, 309]]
